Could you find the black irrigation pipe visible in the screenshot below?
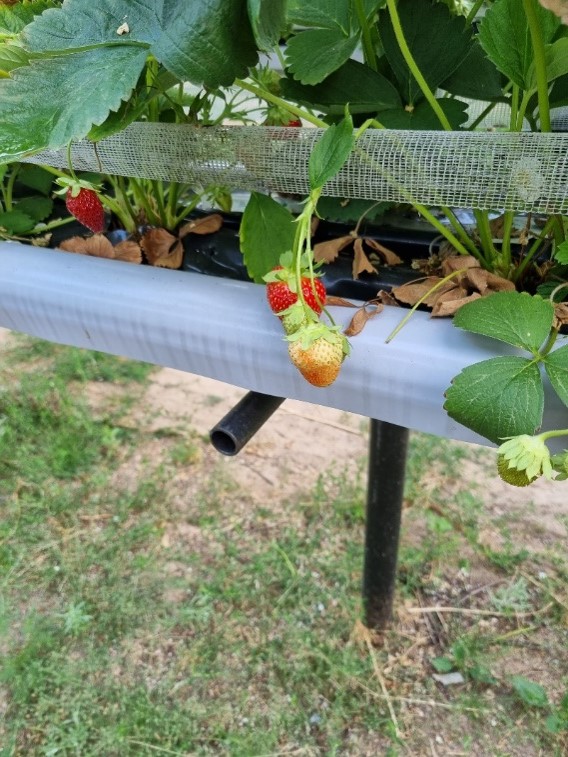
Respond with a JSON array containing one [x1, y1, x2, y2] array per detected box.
[[210, 394, 410, 629]]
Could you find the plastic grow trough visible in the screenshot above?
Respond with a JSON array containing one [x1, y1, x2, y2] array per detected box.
[[0, 240, 566, 626]]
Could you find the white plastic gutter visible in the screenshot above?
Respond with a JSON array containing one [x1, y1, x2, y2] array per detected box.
[[0, 240, 566, 447]]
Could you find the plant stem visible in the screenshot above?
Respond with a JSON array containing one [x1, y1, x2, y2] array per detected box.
[[442, 207, 479, 257], [354, 0, 378, 71], [512, 214, 556, 283], [499, 211, 515, 275], [234, 78, 328, 129], [473, 209, 498, 268], [466, 0, 486, 24], [385, 268, 469, 343], [540, 428, 568, 442], [539, 327, 558, 358], [509, 85, 520, 131], [385, 0, 452, 131], [522, 0, 551, 132]]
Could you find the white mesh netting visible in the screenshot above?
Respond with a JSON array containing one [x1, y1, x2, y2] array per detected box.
[[23, 121, 568, 213]]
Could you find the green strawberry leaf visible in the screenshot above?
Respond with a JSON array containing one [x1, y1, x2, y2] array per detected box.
[[15, 196, 53, 223], [444, 356, 544, 444], [239, 192, 296, 283], [0, 0, 56, 35], [379, 0, 473, 105], [247, 0, 287, 51], [0, 0, 261, 162], [543, 345, 568, 408], [281, 58, 401, 115], [286, 0, 354, 33], [379, 98, 469, 130], [554, 240, 568, 265], [0, 43, 30, 74], [510, 676, 549, 708], [441, 39, 505, 101], [452, 291, 554, 353], [16, 164, 55, 196], [0, 209, 36, 234], [479, 0, 559, 90], [309, 113, 354, 191], [0, 47, 148, 162], [285, 28, 359, 85]]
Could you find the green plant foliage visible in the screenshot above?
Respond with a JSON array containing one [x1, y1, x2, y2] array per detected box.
[[0, 0, 262, 162], [378, 0, 473, 105], [285, 28, 359, 85], [452, 291, 555, 352], [281, 58, 401, 115], [479, 0, 559, 90], [239, 192, 296, 282], [379, 97, 469, 129], [247, 0, 287, 51], [444, 356, 544, 444], [511, 676, 549, 708], [542, 345, 568, 407], [308, 113, 355, 191]]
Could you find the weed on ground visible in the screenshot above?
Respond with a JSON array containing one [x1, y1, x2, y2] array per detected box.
[[0, 333, 566, 756]]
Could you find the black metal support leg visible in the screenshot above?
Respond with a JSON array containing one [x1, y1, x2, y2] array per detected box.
[[363, 418, 409, 629]]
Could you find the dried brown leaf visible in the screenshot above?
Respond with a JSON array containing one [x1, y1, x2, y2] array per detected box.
[[141, 227, 183, 269], [431, 288, 480, 317], [353, 237, 376, 279], [310, 215, 320, 236], [344, 303, 384, 336], [465, 267, 515, 294], [391, 277, 453, 307], [440, 255, 479, 276], [376, 290, 400, 307], [179, 213, 223, 238], [364, 238, 403, 266], [325, 296, 358, 308], [313, 235, 353, 264], [553, 302, 568, 329], [58, 234, 115, 259], [114, 240, 142, 264]]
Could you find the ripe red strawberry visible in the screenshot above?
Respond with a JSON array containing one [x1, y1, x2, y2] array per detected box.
[[288, 326, 348, 388], [286, 119, 302, 127], [265, 266, 326, 316], [65, 187, 105, 233]]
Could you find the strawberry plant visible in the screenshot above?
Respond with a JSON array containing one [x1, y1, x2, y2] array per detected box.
[[0, 0, 566, 481]]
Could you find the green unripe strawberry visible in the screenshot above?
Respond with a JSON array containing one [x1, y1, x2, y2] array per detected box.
[[497, 455, 538, 487]]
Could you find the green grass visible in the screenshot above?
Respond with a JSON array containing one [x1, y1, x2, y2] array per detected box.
[[0, 334, 566, 756]]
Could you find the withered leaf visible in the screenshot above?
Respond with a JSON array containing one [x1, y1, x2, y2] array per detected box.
[[178, 213, 223, 238], [141, 227, 183, 269], [465, 267, 515, 294], [353, 237, 376, 279], [440, 255, 479, 276], [391, 277, 454, 307], [376, 290, 400, 307], [344, 303, 384, 336], [325, 295, 358, 308], [310, 215, 320, 236], [114, 239, 142, 264], [554, 302, 568, 329], [431, 287, 480, 317], [58, 234, 115, 259], [364, 238, 403, 266], [489, 214, 505, 239], [313, 235, 353, 264]]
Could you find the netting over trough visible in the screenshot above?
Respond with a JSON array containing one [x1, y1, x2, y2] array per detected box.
[[24, 122, 568, 213]]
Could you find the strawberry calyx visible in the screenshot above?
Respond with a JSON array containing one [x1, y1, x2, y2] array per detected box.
[[54, 176, 102, 198], [286, 321, 350, 357]]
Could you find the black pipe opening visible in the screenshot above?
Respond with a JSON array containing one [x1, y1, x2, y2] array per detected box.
[[209, 391, 285, 456]]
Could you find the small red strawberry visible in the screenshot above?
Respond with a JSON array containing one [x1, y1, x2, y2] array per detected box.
[[55, 177, 105, 233], [287, 324, 349, 388], [265, 266, 326, 316], [286, 118, 302, 127]]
